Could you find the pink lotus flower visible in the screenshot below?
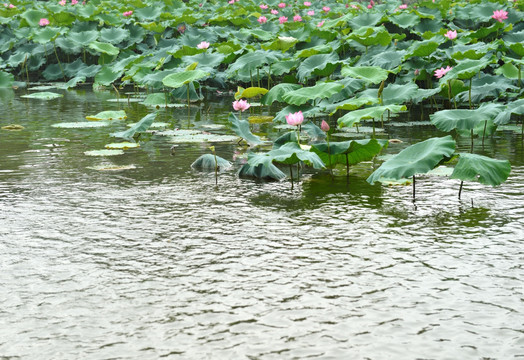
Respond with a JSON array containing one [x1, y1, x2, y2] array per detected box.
[[232, 99, 250, 112], [304, 1, 311, 6], [367, 4, 373, 9], [321, 120, 330, 132], [260, 4, 268, 9], [351, 4, 359, 9], [271, 9, 279, 15], [492, 9, 508, 22], [123, 11, 133, 16], [71, 0, 78, 4], [444, 30, 457, 40], [258, 16, 267, 24], [434, 66, 452, 79], [286, 111, 304, 126], [228, 0, 234, 4], [8, 2, 14, 7], [278, 2, 286, 8], [59, 0, 66, 5], [399, 4, 408, 9], [39, 18, 50, 26], [279, 16, 288, 24], [317, 20, 324, 27], [293, 15, 302, 22], [197, 41, 210, 49], [307, 10, 314, 16], [322, 6, 330, 12]]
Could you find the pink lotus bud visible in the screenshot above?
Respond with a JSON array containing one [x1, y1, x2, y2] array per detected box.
[[321, 120, 330, 132]]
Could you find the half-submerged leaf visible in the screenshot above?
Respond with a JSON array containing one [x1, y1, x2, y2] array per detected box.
[[367, 136, 456, 184], [228, 112, 263, 146], [111, 113, 157, 139], [451, 153, 511, 186], [191, 154, 232, 171]]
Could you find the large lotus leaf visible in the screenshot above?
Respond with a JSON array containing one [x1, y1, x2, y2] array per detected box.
[[327, 97, 377, 115], [42, 64, 64, 81], [235, 87, 268, 100], [162, 70, 209, 89], [68, 30, 99, 47], [389, 12, 421, 29], [84, 149, 124, 156], [182, 52, 225, 69], [282, 82, 344, 106], [110, 54, 143, 73], [228, 112, 263, 146], [270, 60, 300, 76], [20, 92, 63, 100], [191, 154, 232, 171], [239, 28, 274, 42], [99, 27, 130, 45], [86, 110, 127, 121], [88, 41, 119, 56], [21, 9, 48, 27], [302, 121, 327, 141], [273, 131, 298, 150], [296, 53, 340, 83], [0, 71, 14, 88], [494, 99, 524, 125], [262, 36, 299, 52], [312, 138, 387, 167], [451, 153, 511, 186], [404, 39, 440, 58], [111, 113, 157, 139], [451, 42, 499, 60], [439, 58, 493, 83], [105, 142, 139, 150], [509, 43, 524, 57], [361, 49, 406, 70], [495, 63, 519, 79], [454, 2, 505, 22], [341, 66, 389, 85], [261, 83, 302, 105], [457, 76, 518, 103], [338, 105, 407, 128], [348, 12, 384, 29], [227, 50, 282, 75], [430, 105, 501, 132], [32, 27, 61, 44], [94, 65, 122, 86], [295, 44, 333, 59], [349, 26, 392, 47], [248, 142, 325, 169], [382, 83, 419, 105], [238, 160, 286, 181], [134, 7, 163, 21], [367, 136, 456, 184]]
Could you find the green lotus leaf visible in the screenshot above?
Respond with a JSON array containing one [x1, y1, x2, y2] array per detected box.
[[261, 83, 302, 105], [162, 70, 209, 89], [282, 82, 344, 106], [142, 93, 168, 106], [338, 105, 407, 128], [262, 36, 298, 52], [105, 142, 140, 150], [248, 142, 325, 169], [86, 110, 126, 121], [94, 65, 122, 86], [238, 161, 286, 181], [404, 39, 441, 58], [235, 87, 268, 99], [84, 149, 125, 156], [311, 138, 387, 168], [439, 79, 469, 98], [191, 154, 232, 171], [240, 28, 274, 41], [363, 49, 406, 70], [227, 50, 282, 75], [451, 42, 499, 60], [20, 92, 63, 100], [389, 12, 421, 29], [21, 9, 48, 27], [494, 99, 524, 125], [56, 76, 86, 89], [439, 58, 493, 82], [228, 112, 263, 146], [52, 121, 110, 128], [273, 131, 298, 150], [32, 27, 61, 44], [0, 71, 14, 88], [77, 3, 96, 18], [68, 30, 99, 46], [348, 13, 385, 29], [111, 113, 157, 140], [295, 44, 333, 58], [88, 41, 119, 56], [509, 43, 524, 57], [271, 59, 300, 76], [430, 105, 501, 132], [135, 7, 164, 21], [341, 65, 389, 85], [328, 97, 377, 115], [296, 53, 339, 82], [182, 52, 226, 69], [495, 63, 519, 79], [451, 153, 511, 186], [302, 121, 327, 141], [99, 27, 130, 45], [382, 83, 419, 105], [349, 26, 392, 47], [367, 136, 456, 184], [454, 2, 505, 22]]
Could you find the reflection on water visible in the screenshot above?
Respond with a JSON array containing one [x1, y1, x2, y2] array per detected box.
[[0, 87, 523, 359]]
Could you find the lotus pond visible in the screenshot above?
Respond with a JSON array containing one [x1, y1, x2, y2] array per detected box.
[[1, 0, 524, 358]]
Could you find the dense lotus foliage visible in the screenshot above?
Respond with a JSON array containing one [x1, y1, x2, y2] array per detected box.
[[1, 0, 522, 196]]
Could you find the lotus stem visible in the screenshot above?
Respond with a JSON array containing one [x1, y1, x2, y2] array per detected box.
[[327, 135, 333, 180], [268, 64, 272, 89], [112, 84, 120, 106], [447, 79, 452, 109], [187, 83, 190, 108], [43, 43, 48, 63], [289, 164, 294, 190], [482, 120, 487, 146], [458, 180, 463, 199], [518, 64, 521, 90], [213, 152, 218, 186], [412, 175, 416, 200], [372, 118, 376, 138], [250, 70, 253, 88], [22, 54, 29, 84], [257, 68, 260, 88], [470, 129, 474, 153], [296, 126, 300, 145], [468, 77, 472, 109], [345, 153, 349, 178]]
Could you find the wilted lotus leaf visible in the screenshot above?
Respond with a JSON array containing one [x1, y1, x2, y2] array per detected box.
[[105, 142, 139, 150], [86, 110, 127, 121]]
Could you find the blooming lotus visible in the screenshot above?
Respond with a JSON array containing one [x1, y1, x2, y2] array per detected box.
[[317, 20, 324, 27], [398, 4, 407, 9], [322, 6, 330, 12], [59, 0, 66, 5], [278, 2, 286, 8], [279, 16, 288, 24], [307, 10, 314, 16], [286, 111, 304, 126], [293, 15, 302, 22], [434, 66, 452, 79], [444, 30, 457, 40], [492, 9, 508, 22], [39, 18, 50, 26], [232, 99, 250, 112], [197, 41, 210, 49], [271, 9, 278, 15], [260, 4, 268, 9], [304, 1, 311, 6], [123, 11, 133, 16], [321, 120, 330, 132], [257, 16, 267, 24], [8, 3, 14, 7], [71, 0, 78, 4]]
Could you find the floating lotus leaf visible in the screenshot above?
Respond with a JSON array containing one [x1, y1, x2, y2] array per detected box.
[[111, 113, 157, 139], [21, 92, 63, 100], [162, 70, 209, 89], [367, 136, 456, 184], [340, 66, 389, 85], [229, 112, 263, 146], [248, 116, 273, 124], [282, 82, 345, 106], [86, 110, 127, 121], [338, 105, 407, 128], [155, 129, 201, 136], [84, 149, 125, 156], [2, 124, 25, 130], [52, 121, 110, 128], [451, 153, 511, 186], [127, 122, 168, 129], [169, 133, 240, 143], [191, 154, 232, 171], [261, 83, 302, 105], [105, 142, 139, 150], [88, 164, 136, 171]]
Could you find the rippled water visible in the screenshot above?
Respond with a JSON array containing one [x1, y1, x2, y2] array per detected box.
[[1, 87, 523, 359]]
